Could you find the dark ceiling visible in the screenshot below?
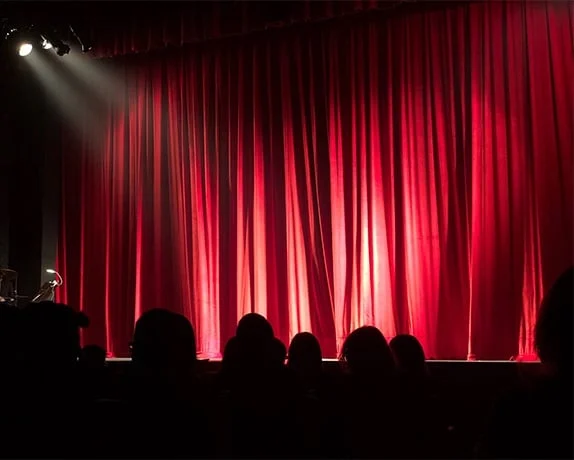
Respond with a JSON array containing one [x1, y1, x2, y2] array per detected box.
[[1, 1, 474, 28]]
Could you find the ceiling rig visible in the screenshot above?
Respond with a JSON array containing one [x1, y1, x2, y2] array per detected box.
[[1, 18, 92, 57]]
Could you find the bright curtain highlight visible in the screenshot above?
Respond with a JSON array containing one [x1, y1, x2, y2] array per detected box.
[[57, 2, 573, 359]]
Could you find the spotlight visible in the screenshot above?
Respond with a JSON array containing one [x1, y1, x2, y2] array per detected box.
[[38, 30, 70, 56], [3, 22, 80, 57], [18, 42, 33, 56]]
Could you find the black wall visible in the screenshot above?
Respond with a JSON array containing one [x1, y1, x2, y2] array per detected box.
[[0, 55, 60, 302]]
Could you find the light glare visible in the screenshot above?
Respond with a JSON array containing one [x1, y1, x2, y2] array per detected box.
[[42, 40, 52, 50], [18, 43, 33, 57]]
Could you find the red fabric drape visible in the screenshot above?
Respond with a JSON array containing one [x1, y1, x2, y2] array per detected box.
[[57, 1, 574, 359]]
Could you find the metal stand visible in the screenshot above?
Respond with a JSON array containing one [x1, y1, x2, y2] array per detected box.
[[0, 268, 18, 306], [30, 281, 57, 303]]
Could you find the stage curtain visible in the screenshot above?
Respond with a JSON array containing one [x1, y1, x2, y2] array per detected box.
[[56, 1, 573, 359]]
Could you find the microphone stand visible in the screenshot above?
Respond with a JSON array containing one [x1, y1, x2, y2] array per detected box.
[[30, 280, 58, 303], [30, 270, 63, 303]]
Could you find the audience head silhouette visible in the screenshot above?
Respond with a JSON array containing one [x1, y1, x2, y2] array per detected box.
[[221, 336, 240, 375], [288, 332, 322, 379], [389, 334, 428, 377], [233, 313, 278, 373], [271, 337, 287, 367], [21, 301, 89, 370], [478, 267, 574, 460], [535, 266, 573, 377], [79, 344, 107, 370], [341, 326, 395, 377], [132, 308, 196, 376], [236, 312, 274, 342]]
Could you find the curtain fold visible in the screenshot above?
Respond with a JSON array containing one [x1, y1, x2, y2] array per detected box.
[[57, 1, 573, 359]]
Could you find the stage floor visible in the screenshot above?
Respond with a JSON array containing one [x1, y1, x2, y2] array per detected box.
[[105, 357, 542, 381], [106, 357, 540, 363]]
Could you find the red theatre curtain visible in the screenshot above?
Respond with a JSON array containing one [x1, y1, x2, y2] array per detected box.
[[57, 1, 574, 359]]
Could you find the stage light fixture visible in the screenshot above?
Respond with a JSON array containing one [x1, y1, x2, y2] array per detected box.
[[18, 42, 33, 56], [69, 25, 92, 53], [36, 29, 70, 56], [55, 43, 70, 56], [2, 21, 87, 57]]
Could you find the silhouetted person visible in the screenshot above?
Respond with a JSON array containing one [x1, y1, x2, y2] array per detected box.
[[79, 344, 107, 370], [330, 326, 401, 458], [217, 314, 306, 458], [288, 332, 323, 389], [534, 267, 573, 380], [231, 313, 281, 377], [236, 312, 274, 342], [215, 318, 275, 395], [479, 267, 574, 458], [390, 334, 428, 378], [131, 308, 197, 393], [20, 301, 89, 389], [220, 336, 241, 382], [390, 335, 448, 457], [287, 332, 325, 454], [78, 344, 114, 402], [341, 326, 396, 380], [10, 302, 89, 457], [125, 308, 211, 458], [272, 336, 287, 366]]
